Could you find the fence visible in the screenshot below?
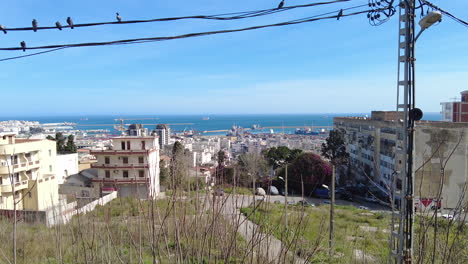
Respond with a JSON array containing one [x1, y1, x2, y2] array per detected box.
[[0, 191, 118, 227]]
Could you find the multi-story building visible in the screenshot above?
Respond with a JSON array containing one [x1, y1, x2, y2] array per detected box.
[[335, 111, 468, 209], [441, 90, 468, 122], [334, 111, 404, 189], [154, 124, 171, 149], [91, 125, 160, 199], [0, 133, 59, 211]]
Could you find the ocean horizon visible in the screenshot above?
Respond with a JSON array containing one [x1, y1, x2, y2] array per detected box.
[[0, 113, 442, 135]]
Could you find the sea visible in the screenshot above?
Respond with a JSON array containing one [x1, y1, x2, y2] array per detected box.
[[0, 113, 442, 135]]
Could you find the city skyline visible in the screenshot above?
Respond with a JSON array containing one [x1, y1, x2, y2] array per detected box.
[[0, 0, 466, 115]]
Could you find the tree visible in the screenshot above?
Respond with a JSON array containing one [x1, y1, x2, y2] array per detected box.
[[169, 141, 188, 189], [64, 135, 77, 153], [55, 132, 66, 152], [321, 129, 349, 166], [216, 150, 226, 184], [265, 146, 302, 169], [159, 160, 170, 187], [237, 152, 267, 188], [283, 153, 332, 195]]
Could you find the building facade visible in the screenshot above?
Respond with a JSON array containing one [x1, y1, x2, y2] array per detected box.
[[334, 112, 404, 190], [440, 90, 468, 122], [91, 126, 160, 199], [154, 124, 171, 149], [0, 133, 59, 211], [335, 112, 468, 209], [55, 153, 79, 185]]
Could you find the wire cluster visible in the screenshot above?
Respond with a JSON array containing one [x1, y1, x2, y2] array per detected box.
[[367, 0, 397, 26]]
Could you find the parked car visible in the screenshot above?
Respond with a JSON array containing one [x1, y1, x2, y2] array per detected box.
[[269, 186, 279, 195], [297, 200, 315, 207], [287, 200, 295, 205], [358, 205, 369, 210], [322, 201, 331, 205], [314, 188, 330, 199], [214, 188, 224, 196], [441, 214, 454, 220], [365, 195, 378, 203], [256, 187, 266, 196]]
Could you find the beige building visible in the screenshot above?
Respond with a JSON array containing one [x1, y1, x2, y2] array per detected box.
[[91, 125, 160, 199], [414, 122, 468, 209], [334, 112, 404, 189], [0, 133, 59, 211], [335, 112, 468, 209]]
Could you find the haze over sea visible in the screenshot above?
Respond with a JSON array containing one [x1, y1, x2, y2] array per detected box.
[[0, 113, 441, 135]]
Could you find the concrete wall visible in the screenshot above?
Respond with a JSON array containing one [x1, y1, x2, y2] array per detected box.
[[414, 124, 468, 209], [55, 153, 79, 184]]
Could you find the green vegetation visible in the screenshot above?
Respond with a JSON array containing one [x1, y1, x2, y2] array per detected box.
[[0, 196, 266, 264], [241, 203, 468, 263]]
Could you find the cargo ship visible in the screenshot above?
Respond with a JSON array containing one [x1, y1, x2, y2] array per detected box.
[[294, 128, 319, 135]]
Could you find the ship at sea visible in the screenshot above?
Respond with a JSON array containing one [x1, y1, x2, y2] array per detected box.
[[294, 128, 319, 135]]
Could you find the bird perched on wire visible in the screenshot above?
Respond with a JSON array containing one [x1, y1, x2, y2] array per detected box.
[[337, 9, 343, 20], [32, 19, 38, 32], [277, 0, 284, 9], [0, 25, 6, 34], [116, 12, 122, 22], [20, 41, 26, 52], [67, 17, 74, 29], [55, 21, 63, 30]]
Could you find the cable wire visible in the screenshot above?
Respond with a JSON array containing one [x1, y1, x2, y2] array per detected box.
[[0, 7, 385, 53], [1, 0, 351, 32]]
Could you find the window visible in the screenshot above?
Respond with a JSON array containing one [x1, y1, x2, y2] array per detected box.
[[14, 173, 19, 183], [138, 156, 144, 164], [127, 141, 131, 150], [14, 191, 19, 199], [122, 157, 128, 164], [0, 177, 2, 185], [49, 149, 52, 156], [105, 171, 110, 178], [12, 155, 18, 165], [49, 165, 53, 172], [141, 141, 146, 150], [105, 157, 110, 164], [121, 141, 126, 150], [28, 192, 32, 198], [139, 170, 144, 178], [25, 153, 31, 162], [123, 171, 129, 178]]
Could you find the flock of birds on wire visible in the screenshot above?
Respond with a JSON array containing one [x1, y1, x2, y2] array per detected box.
[[0, 0, 349, 52]]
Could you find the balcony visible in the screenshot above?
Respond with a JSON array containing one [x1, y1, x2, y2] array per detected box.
[[90, 149, 152, 155], [0, 180, 29, 193], [0, 160, 40, 174], [91, 163, 149, 169]]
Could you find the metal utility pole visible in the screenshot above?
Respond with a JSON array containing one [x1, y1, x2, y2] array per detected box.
[[329, 165, 335, 260], [390, 0, 416, 263]]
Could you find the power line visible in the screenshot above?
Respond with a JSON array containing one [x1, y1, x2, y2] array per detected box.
[[0, 47, 67, 62], [0, 7, 384, 53], [0, 0, 351, 33]]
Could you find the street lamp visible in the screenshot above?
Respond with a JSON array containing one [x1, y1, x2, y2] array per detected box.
[[415, 11, 442, 41]]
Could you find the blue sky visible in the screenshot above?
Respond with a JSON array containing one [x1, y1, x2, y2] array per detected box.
[[0, 0, 466, 116]]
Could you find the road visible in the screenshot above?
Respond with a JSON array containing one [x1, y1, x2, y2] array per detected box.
[[217, 194, 307, 264]]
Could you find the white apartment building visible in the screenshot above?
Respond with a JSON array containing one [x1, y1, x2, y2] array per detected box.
[[91, 125, 160, 199], [0, 133, 59, 211], [154, 124, 171, 149]]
